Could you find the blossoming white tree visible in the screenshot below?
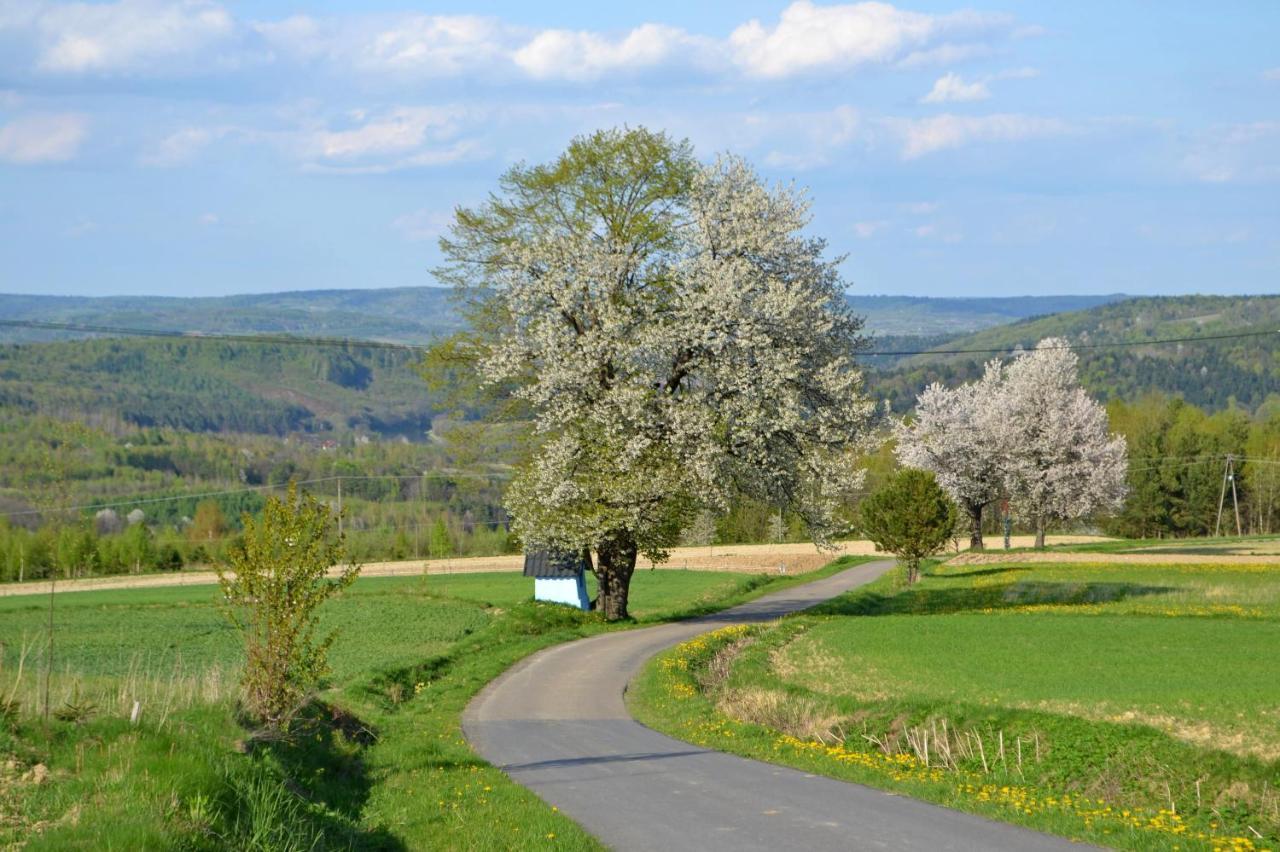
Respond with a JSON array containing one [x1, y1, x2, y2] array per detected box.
[[431, 128, 874, 619], [994, 338, 1128, 547], [893, 361, 1005, 550]]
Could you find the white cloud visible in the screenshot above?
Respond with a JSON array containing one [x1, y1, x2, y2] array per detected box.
[[897, 42, 991, 69], [140, 127, 219, 167], [921, 67, 1038, 103], [392, 208, 451, 241], [729, 1, 1013, 78], [900, 201, 939, 214], [889, 113, 1070, 159], [0, 90, 22, 109], [258, 14, 514, 77], [65, 218, 98, 236], [0, 112, 87, 163], [294, 106, 485, 173], [761, 104, 860, 169], [313, 107, 459, 159], [197, 212, 218, 225], [852, 219, 888, 238], [1264, 68, 1280, 81], [360, 15, 511, 75], [922, 72, 989, 103], [26, 0, 236, 74], [1182, 121, 1280, 184], [913, 222, 962, 242], [6, 2, 1034, 85], [514, 23, 711, 81]]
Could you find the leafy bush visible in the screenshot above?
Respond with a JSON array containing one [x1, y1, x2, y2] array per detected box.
[[217, 483, 359, 732], [859, 469, 957, 584]]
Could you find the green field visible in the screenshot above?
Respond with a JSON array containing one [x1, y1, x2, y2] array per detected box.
[[0, 563, 854, 849], [632, 559, 1280, 850]]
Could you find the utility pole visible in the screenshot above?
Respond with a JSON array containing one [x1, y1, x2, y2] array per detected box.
[[337, 477, 343, 538], [1214, 454, 1242, 537]]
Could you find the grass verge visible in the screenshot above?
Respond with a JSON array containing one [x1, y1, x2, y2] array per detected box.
[[630, 560, 1280, 851]]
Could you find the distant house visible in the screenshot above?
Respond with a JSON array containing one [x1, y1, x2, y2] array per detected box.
[[523, 549, 591, 610]]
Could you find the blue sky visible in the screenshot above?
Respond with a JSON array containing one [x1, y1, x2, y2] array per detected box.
[[0, 1, 1277, 298]]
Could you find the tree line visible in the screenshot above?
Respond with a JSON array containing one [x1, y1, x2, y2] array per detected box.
[[1107, 394, 1280, 537]]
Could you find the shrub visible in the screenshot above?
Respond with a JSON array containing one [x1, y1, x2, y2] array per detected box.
[[859, 469, 957, 584], [217, 482, 360, 732]]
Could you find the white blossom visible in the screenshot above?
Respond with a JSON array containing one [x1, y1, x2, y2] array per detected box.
[[896, 337, 1128, 548], [468, 154, 874, 560], [993, 338, 1128, 538], [893, 359, 1004, 547]]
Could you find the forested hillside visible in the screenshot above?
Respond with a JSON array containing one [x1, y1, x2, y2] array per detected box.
[[0, 288, 461, 344], [0, 337, 434, 437], [868, 295, 1280, 413], [1, 293, 1273, 444], [846, 293, 1126, 335]]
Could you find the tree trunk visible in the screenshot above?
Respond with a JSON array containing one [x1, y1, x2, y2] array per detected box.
[[595, 531, 638, 621], [1034, 519, 1046, 550], [966, 502, 985, 551]]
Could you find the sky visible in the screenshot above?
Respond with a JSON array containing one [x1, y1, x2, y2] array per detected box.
[[0, 1, 1277, 299]]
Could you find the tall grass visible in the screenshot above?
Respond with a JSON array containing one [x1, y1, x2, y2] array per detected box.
[[1, 642, 240, 729]]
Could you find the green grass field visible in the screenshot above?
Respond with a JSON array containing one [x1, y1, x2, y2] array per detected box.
[[0, 562, 857, 849], [632, 559, 1280, 850]]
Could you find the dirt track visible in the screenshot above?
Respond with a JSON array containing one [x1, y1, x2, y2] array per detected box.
[[950, 551, 1280, 566], [0, 535, 1108, 599]]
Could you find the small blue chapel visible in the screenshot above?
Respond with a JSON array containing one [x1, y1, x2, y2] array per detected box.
[[523, 549, 591, 610]]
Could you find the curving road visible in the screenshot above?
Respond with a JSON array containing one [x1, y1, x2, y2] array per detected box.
[[464, 560, 1084, 851]]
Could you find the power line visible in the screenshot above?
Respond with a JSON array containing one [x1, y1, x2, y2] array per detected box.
[[866, 328, 1278, 358], [0, 320, 427, 354], [0, 472, 511, 519], [3, 318, 1276, 359]]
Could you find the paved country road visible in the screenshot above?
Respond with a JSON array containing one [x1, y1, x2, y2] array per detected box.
[[464, 559, 1086, 851]]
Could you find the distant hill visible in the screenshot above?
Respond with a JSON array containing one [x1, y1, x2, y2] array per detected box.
[[0, 288, 1128, 342], [0, 336, 434, 438], [867, 294, 1280, 413], [0, 288, 461, 345], [846, 294, 1128, 335], [1, 290, 1269, 440]]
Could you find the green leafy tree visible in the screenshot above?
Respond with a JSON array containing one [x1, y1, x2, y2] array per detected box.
[[428, 517, 453, 558], [859, 469, 957, 585], [188, 499, 227, 544], [217, 483, 359, 732], [120, 522, 155, 573]]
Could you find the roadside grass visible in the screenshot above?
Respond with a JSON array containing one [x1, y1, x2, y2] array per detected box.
[[630, 559, 1280, 850], [1, 558, 863, 848]]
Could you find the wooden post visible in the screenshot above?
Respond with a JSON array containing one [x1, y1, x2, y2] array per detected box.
[[1229, 456, 1243, 537], [1215, 455, 1230, 537]]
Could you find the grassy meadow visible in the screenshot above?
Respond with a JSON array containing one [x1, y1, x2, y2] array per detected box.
[[632, 557, 1280, 850], [0, 560, 861, 849]]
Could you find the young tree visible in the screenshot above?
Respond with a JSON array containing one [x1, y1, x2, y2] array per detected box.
[[995, 339, 1128, 547], [680, 510, 719, 547], [859, 469, 957, 584], [428, 516, 453, 558], [431, 127, 873, 620], [217, 483, 359, 732], [894, 361, 1004, 550], [188, 499, 227, 544]]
